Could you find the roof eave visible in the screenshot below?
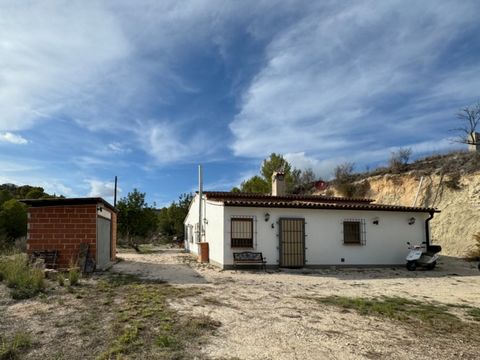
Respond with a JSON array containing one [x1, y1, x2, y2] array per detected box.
[[222, 201, 439, 213]]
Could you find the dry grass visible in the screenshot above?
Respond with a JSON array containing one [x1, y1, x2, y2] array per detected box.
[[0, 254, 44, 300], [0, 331, 32, 360], [0, 272, 218, 359], [307, 295, 480, 338], [96, 275, 217, 359]]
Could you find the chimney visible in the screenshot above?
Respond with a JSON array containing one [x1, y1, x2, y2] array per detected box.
[[272, 171, 286, 196]]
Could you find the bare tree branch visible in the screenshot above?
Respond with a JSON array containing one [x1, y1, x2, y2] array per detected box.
[[452, 102, 480, 145]]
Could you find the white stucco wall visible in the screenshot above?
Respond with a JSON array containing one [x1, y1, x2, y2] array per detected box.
[[183, 194, 201, 254], [222, 206, 430, 267], [184, 194, 225, 264], [203, 200, 225, 266]]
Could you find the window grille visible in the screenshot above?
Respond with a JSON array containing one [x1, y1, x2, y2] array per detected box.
[[230, 216, 256, 248], [194, 223, 200, 243], [343, 219, 366, 245], [188, 225, 193, 243]]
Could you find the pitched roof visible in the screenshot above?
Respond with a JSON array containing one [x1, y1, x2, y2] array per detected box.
[[203, 192, 438, 213]]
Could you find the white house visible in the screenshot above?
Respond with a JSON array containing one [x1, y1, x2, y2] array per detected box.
[[184, 172, 439, 269]]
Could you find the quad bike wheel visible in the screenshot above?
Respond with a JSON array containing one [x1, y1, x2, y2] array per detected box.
[[406, 261, 417, 271]]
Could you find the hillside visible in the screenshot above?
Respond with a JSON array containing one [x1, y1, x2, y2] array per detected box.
[[316, 151, 480, 257]]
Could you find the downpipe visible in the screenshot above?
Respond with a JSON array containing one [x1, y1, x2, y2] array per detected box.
[[425, 211, 435, 248]]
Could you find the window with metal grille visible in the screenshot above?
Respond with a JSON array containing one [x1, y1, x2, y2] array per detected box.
[[343, 219, 366, 245], [231, 218, 254, 248]]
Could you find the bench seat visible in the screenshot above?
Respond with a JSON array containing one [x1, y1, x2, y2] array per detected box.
[[233, 251, 267, 271]]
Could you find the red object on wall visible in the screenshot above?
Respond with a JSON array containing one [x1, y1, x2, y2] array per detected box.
[[198, 242, 209, 263], [314, 180, 328, 191]]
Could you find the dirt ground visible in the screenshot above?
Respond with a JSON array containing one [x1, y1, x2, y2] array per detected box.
[[1, 249, 480, 359], [113, 249, 480, 360]]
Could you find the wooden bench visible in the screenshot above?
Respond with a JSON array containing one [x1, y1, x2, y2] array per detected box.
[[31, 250, 59, 269], [233, 251, 267, 271]]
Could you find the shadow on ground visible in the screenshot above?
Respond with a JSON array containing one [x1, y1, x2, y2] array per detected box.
[[227, 256, 480, 280], [111, 258, 209, 285]]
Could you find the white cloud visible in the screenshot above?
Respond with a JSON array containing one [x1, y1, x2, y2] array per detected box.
[[0, 2, 130, 132], [137, 121, 220, 164], [86, 180, 120, 200], [0, 173, 75, 198], [230, 1, 480, 161], [108, 142, 131, 154], [0, 132, 28, 144], [284, 152, 340, 179]]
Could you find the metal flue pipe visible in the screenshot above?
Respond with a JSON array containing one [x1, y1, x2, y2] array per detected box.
[[198, 165, 203, 242]]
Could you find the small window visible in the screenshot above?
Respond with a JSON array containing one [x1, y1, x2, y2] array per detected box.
[[343, 220, 366, 245], [231, 218, 253, 248]]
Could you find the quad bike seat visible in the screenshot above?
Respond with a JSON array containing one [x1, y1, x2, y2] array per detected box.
[[426, 245, 442, 254]]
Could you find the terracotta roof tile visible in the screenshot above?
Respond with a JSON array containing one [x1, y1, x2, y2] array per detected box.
[[203, 191, 374, 204], [221, 199, 438, 213]]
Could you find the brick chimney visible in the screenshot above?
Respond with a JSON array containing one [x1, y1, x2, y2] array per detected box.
[[272, 171, 286, 196]]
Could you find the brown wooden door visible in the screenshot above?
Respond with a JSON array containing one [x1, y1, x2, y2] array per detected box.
[[279, 218, 305, 268]]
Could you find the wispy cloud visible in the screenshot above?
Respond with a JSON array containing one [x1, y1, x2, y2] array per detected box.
[[0, 2, 130, 132], [0, 132, 28, 145], [230, 1, 480, 163], [137, 121, 220, 164]]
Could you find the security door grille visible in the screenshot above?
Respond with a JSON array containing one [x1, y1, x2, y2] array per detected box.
[[343, 219, 366, 245], [279, 218, 305, 268], [231, 218, 254, 248]]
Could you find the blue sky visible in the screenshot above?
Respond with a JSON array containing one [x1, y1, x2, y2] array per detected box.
[[1, 1, 479, 206]]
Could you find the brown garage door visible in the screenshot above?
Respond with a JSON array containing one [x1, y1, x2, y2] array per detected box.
[[279, 218, 305, 268]]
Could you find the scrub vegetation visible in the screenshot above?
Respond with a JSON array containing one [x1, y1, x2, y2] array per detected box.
[[0, 253, 44, 300], [0, 272, 218, 359], [308, 295, 480, 336], [0, 331, 33, 360]]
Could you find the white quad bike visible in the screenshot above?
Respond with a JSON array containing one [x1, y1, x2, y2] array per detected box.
[[406, 242, 441, 271]]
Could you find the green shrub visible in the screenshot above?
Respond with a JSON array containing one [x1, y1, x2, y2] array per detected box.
[[0, 254, 44, 300], [0, 331, 32, 360], [68, 266, 80, 286], [444, 173, 462, 190], [57, 273, 65, 287]]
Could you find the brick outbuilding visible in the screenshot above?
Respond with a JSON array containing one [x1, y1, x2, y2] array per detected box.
[[22, 198, 117, 270]]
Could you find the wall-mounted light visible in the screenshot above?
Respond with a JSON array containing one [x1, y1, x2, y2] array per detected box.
[[372, 217, 379, 225], [271, 223, 275, 229], [408, 217, 416, 225], [264, 213, 270, 222]]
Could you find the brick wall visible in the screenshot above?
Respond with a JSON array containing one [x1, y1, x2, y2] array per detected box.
[[27, 205, 97, 269]]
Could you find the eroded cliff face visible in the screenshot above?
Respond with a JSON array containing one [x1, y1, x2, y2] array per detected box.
[[321, 172, 480, 257]]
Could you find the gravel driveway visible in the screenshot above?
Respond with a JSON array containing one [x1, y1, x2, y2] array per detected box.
[[113, 249, 480, 360]]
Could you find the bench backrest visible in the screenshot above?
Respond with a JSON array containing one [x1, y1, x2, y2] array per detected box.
[[31, 250, 58, 269], [233, 252, 263, 261]]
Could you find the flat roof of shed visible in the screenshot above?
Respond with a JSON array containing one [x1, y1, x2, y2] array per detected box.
[[20, 197, 117, 213]]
